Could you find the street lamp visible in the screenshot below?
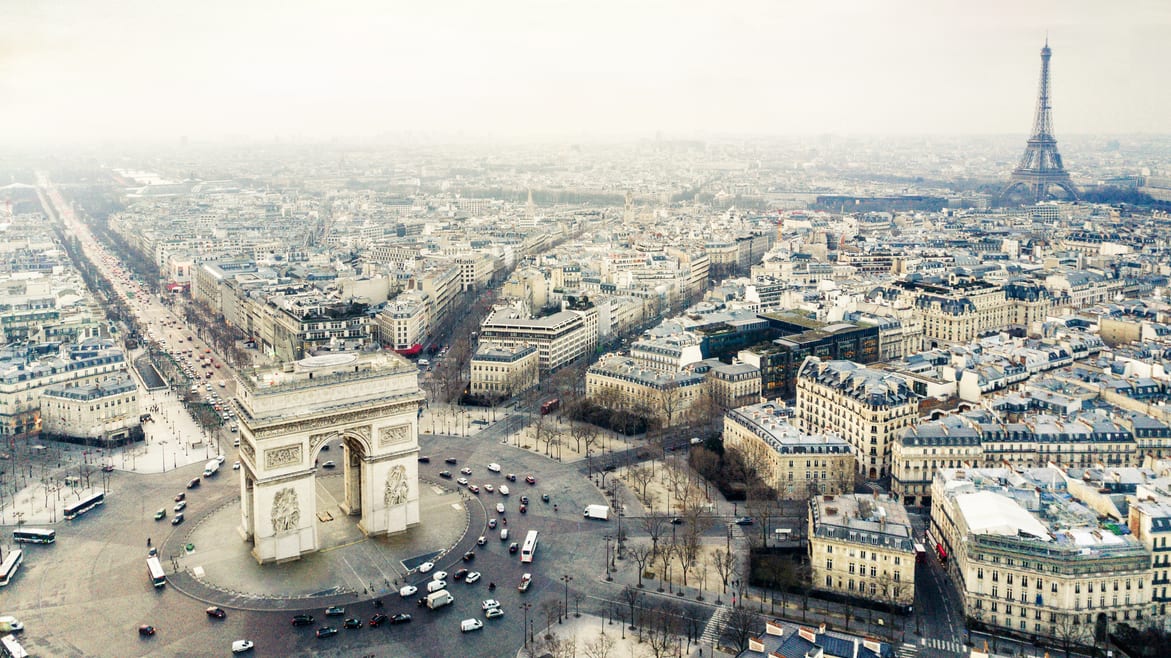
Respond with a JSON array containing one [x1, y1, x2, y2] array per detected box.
[[520, 603, 532, 647], [603, 535, 613, 581], [560, 574, 573, 622]]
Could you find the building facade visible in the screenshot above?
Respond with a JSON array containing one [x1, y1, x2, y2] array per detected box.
[[808, 493, 917, 606], [469, 343, 539, 401], [724, 403, 854, 499]]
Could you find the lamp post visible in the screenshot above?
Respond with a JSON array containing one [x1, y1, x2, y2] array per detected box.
[[560, 574, 573, 622], [603, 535, 613, 581], [520, 603, 532, 647]]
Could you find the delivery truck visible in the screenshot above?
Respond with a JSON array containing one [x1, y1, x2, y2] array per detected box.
[[426, 590, 454, 609], [583, 504, 610, 521]]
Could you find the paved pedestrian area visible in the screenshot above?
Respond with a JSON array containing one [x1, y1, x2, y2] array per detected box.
[[172, 474, 469, 603]]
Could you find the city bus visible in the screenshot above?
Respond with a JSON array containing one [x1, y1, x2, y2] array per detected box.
[[13, 528, 55, 545], [913, 542, 927, 564], [0, 550, 23, 587], [63, 491, 106, 520], [520, 530, 539, 564], [147, 556, 166, 588], [540, 399, 560, 415]]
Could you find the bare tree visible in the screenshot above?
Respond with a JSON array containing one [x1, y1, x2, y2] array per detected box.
[[644, 602, 682, 658], [582, 632, 615, 658], [1053, 613, 1090, 658], [722, 605, 760, 654], [573, 590, 585, 618], [621, 584, 642, 629], [713, 548, 735, 594], [677, 518, 702, 588], [541, 599, 561, 638], [628, 465, 655, 504], [630, 542, 654, 588], [655, 542, 676, 593], [641, 512, 668, 556]]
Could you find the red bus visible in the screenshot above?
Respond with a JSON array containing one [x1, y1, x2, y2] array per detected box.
[[540, 399, 560, 415]]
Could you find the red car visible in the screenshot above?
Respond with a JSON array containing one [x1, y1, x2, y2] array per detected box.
[[525, 475, 536, 485]]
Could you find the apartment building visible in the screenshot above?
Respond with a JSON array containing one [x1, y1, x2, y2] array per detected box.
[[469, 343, 539, 401], [796, 357, 918, 480], [696, 359, 761, 410], [1127, 478, 1171, 626], [724, 403, 853, 499], [893, 277, 1011, 345], [629, 333, 704, 373], [931, 468, 1152, 642], [375, 291, 430, 353], [479, 306, 597, 373], [585, 356, 706, 428], [40, 374, 141, 444], [808, 493, 916, 606]]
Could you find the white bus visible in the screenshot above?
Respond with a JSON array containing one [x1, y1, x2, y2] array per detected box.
[[13, 528, 55, 545], [147, 556, 166, 588], [64, 491, 105, 521], [0, 633, 28, 658], [0, 550, 23, 587], [520, 530, 538, 564]]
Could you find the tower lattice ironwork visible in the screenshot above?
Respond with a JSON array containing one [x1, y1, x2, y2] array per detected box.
[[1000, 39, 1078, 203]]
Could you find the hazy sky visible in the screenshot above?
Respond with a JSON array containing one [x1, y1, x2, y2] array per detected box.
[[2, 0, 1169, 144]]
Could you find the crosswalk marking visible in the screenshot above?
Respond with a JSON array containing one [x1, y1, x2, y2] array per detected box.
[[897, 642, 919, 658], [701, 605, 730, 644], [918, 637, 966, 654]]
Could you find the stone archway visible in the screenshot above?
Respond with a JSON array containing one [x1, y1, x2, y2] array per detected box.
[[234, 352, 424, 564]]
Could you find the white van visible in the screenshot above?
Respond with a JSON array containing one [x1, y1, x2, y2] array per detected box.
[[499, 528, 509, 541], [499, 485, 510, 496], [460, 618, 483, 632], [426, 579, 447, 593]]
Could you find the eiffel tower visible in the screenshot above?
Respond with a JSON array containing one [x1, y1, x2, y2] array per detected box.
[[1000, 39, 1078, 204]]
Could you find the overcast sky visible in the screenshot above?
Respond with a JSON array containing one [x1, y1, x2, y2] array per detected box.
[[2, 0, 1168, 144]]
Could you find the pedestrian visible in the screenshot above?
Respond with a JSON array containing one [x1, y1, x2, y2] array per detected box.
[[147, 537, 152, 547]]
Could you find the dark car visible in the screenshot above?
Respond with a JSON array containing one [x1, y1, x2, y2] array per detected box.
[[101, 464, 115, 472], [315, 626, 338, 639], [445, 457, 458, 464], [506, 473, 517, 482], [418, 456, 431, 463], [670, 517, 683, 525], [391, 613, 412, 625], [541, 494, 550, 502], [463, 550, 476, 562], [174, 492, 186, 502], [602, 464, 617, 472], [369, 613, 389, 627], [439, 470, 453, 479], [138, 625, 155, 636], [520, 495, 529, 504], [291, 614, 315, 627], [509, 542, 519, 554], [735, 517, 754, 526], [343, 618, 362, 629], [454, 568, 469, 580], [519, 504, 527, 514], [171, 513, 184, 525], [206, 607, 226, 619], [186, 477, 201, 489]]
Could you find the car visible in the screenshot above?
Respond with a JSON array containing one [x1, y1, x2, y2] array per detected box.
[[233, 461, 241, 470], [477, 535, 487, 546], [454, 568, 469, 580], [138, 625, 156, 636], [418, 456, 431, 463], [325, 606, 345, 616], [439, 470, 453, 479], [315, 626, 338, 639], [216, 454, 226, 464], [417, 562, 434, 573], [343, 618, 362, 629], [322, 461, 336, 469], [171, 513, 185, 525], [465, 571, 481, 584], [174, 492, 186, 502], [292, 614, 315, 626], [481, 599, 500, 610], [399, 585, 418, 597], [369, 613, 389, 627], [541, 494, 550, 502], [526, 475, 536, 485], [468, 485, 480, 494], [460, 467, 472, 475], [487, 463, 501, 473], [483, 484, 494, 493], [460, 618, 484, 632], [602, 464, 617, 472], [187, 477, 201, 489], [231, 639, 254, 653], [456, 477, 469, 486], [520, 504, 527, 514], [495, 503, 505, 514], [670, 517, 683, 525], [518, 573, 532, 592], [154, 508, 167, 520], [506, 473, 517, 482], [735, 517, 754, 526], [391, 613, 412, 625], [509, 542, 519, 554], [174, 501, 187, 512], [445, 457, 458, 464], [432, 570, 448, 581], [206, 607, 226, 619], [101, 464, 114, 472], [488, 519, 497, 529], [463, 550, 476, 561], [485, 607, 504, 619], [520, 495, 530, 504], [500, 528, 509, 541]]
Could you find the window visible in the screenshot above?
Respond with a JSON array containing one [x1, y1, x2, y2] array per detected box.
[[826, 559, 833, 570]]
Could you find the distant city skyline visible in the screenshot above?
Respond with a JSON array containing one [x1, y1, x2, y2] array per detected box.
[[2, 0, 1170, 145]]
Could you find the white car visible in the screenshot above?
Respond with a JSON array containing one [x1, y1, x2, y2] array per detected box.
[[216, 454, 226, 464], [485, 607, 504, 619], [417, 562, 434, 573], [233, 461, 241, 470], [460, 618, 483, 633], [232, 640, 255, 653], [433, 570, 448, 581], [487, 463, 501, 473], [457, 477, 469, 486], [496, 503, 505, 514], [481, 599, 500, 610], [399, 584, 418, 597], [465, 571, 481, 584]]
